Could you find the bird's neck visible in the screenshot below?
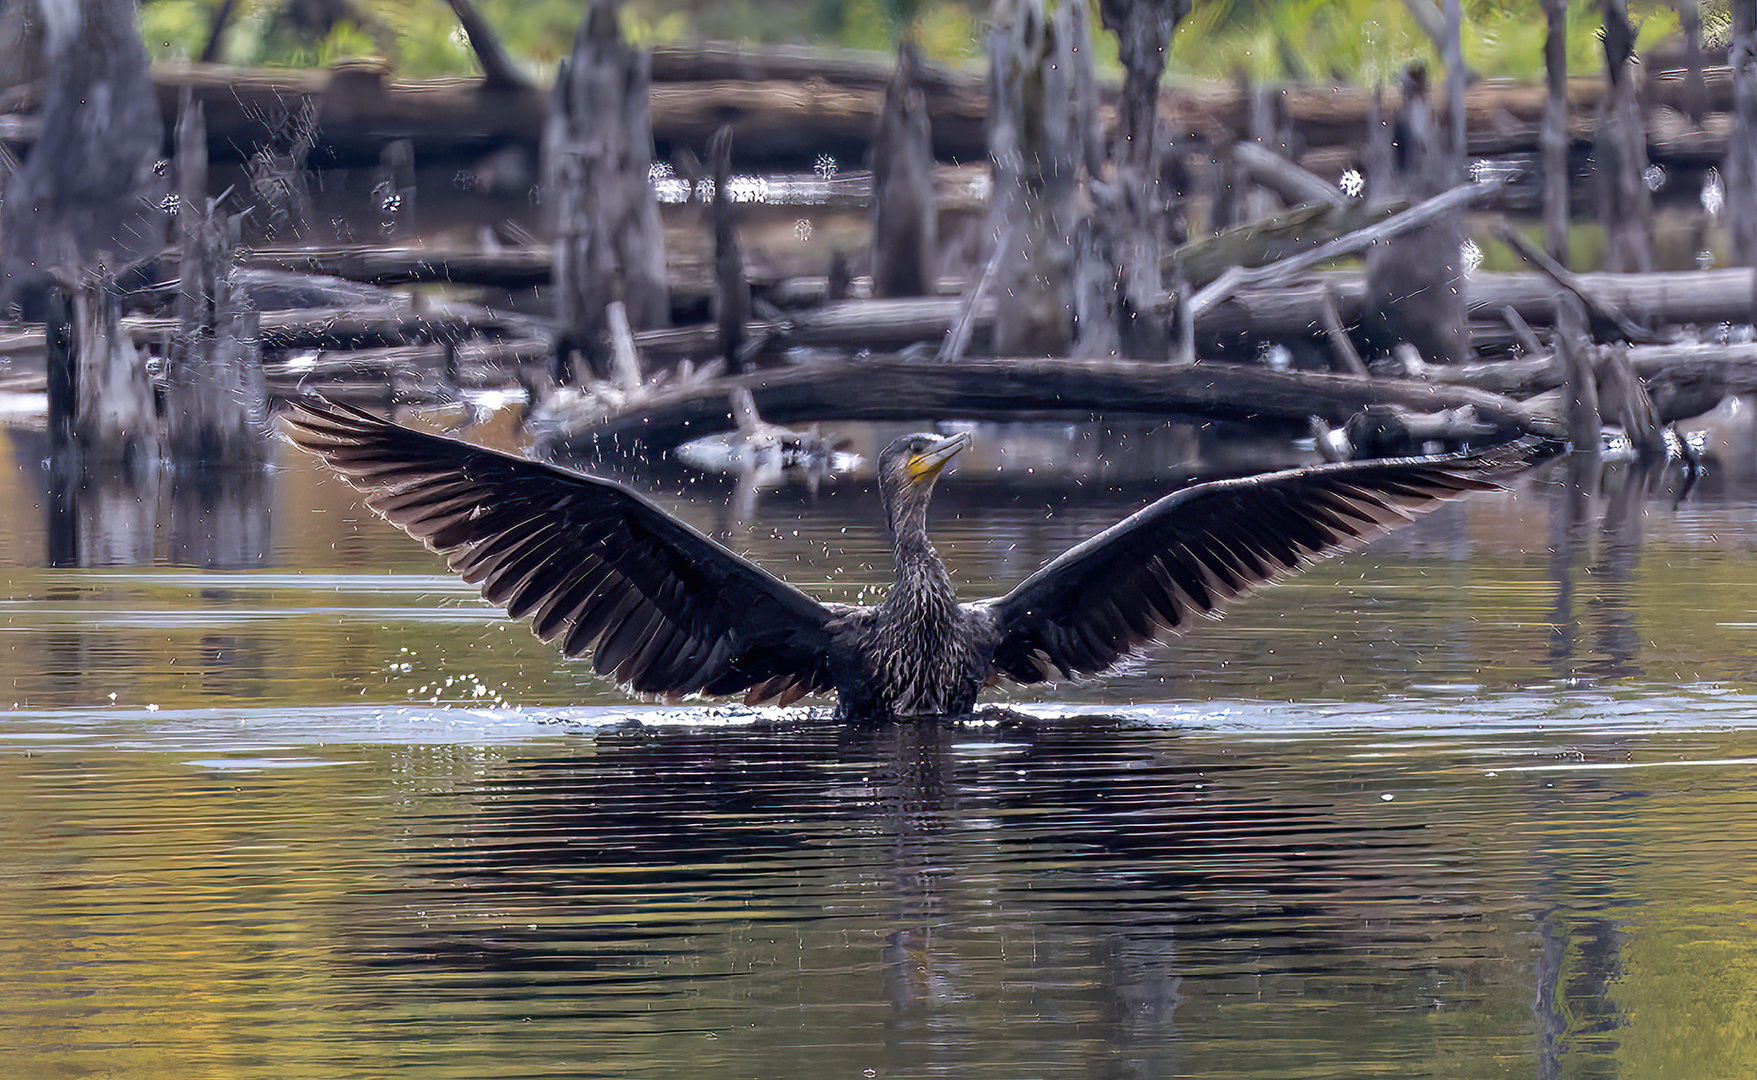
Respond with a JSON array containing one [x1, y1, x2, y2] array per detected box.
[[887, 525, 955, 617]]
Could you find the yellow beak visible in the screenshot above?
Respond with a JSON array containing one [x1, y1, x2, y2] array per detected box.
[[906, 431, 971, 482]]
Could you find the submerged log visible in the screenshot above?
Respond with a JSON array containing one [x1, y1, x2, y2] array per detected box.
[[546, 354, 1553, 453]]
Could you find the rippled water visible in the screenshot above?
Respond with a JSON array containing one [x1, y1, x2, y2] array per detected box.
[[5, 418, 1757, 1078]]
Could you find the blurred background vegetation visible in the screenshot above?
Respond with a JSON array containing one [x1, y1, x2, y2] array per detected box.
[[139, 0, 1720, 84]]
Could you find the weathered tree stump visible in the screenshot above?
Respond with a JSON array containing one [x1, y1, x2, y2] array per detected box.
[[543, 0, 669, 383], [1362, 68, 1467, 365], [1728, 1, 1757, 317], [870, 40, 938, 299], [709, 126, 750, 373], [1086, 0, 1189, 359], [986, 0, 1088, 357], [47, 269, 161, 469], [167, 92, 267, 467], [244, 94, 317, 245], [1593, 0, 1654, 274], [1595, 344, 1663, 462], [1557, 295, 1599, 455], [1541, 0, 1571, 265], [0, 0, 164, 318], [376, 138, 417, 241]]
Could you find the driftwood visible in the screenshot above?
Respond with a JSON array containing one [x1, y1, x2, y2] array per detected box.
[[1341, 404, 1496, 459], [938, 224, 1013, 363], [544, 354, 1553, 454]]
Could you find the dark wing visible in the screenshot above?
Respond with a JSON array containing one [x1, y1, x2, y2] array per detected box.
[[983, 443, 1539, 685], [284, 400, 838, 704]]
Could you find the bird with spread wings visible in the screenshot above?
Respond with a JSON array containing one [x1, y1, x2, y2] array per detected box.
[[286, 400, 1542, 721]]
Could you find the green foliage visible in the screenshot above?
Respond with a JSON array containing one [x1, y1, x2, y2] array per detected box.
[[137, 0, 1703, 84], [139, 0, 211, 61], [1168, 0, 1685, 85]]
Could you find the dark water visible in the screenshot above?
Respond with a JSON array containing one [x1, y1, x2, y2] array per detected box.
[[5, 415, 1757, 1078]]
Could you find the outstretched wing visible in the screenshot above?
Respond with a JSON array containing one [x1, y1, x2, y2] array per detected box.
[[284, 400, 838, 704], [982, 443, 1540, 685]]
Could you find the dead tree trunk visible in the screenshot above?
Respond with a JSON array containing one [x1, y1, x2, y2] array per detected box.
[[47, 270, 161, 469], [1728, 1, 1757, 318], [1594, 0, 1654, 274], [1089, 0, 1189, 359], [710, 126, 750, 373], [1542, 0, 1570, 265], [870, 40, 938, 299], [376, 138, 416, 241], [1557, 294, 1598, 456], [445, 0, 531, 91], [0, 0, 164, 319], [986, 0, 1086, 357], [543, 0, 669, 383], [169, 92, 266, 467], [1363, 67, 1467, 365]]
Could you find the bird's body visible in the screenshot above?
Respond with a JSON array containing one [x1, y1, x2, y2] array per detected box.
[[286, 401, 1538, 722]]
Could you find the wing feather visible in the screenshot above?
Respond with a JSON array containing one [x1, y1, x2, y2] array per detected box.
[[284, 399, 837, 702], [983, 442, 1542, 685]]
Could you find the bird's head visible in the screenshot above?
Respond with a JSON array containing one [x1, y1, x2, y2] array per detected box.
[[877, 431, 970, 534]]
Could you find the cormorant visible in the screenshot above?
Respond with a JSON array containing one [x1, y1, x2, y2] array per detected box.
[[286, 400, 1534, 721]]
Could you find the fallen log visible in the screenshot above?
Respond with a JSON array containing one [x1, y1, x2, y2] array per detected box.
[[127, 299, 548, 353], [540, 354, 1555, 454], [1189, 179, 1501, 319], [93, 54, 1742, 176], [1203, 268, 1757, 344], [1465, 267, 1757, 331]]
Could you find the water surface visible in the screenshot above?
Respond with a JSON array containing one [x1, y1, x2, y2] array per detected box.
[[4, 418, 1757, 1078]]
